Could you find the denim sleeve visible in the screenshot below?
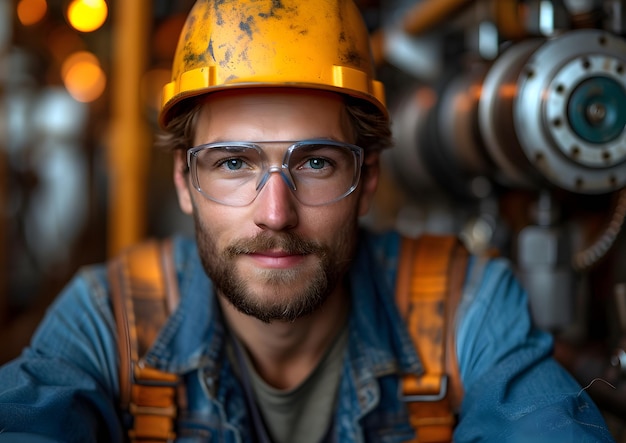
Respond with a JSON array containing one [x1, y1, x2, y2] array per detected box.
[[454, 257, 615, 443], [0, 266, 124, 443]]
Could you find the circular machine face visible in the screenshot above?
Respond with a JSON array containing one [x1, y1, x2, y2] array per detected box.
[[514, 29, 626, 194]]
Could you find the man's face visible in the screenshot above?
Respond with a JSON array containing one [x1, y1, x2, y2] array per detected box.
[[173, 89, 379, 323]]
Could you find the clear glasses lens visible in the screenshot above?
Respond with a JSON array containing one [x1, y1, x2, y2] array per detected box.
[[188, 140, 363, 206]]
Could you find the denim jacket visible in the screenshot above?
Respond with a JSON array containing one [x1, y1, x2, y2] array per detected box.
[[0, 230, 614, 442]]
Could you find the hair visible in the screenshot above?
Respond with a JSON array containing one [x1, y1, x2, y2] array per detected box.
[[155, 94, 394, 155]]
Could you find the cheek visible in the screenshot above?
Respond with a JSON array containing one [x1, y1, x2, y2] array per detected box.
[[193, 200, 250, 247], [300, 198, 361, 238], [314, 204, 361, 263]]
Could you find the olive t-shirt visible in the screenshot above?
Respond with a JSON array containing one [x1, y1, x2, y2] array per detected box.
[[228, 326, 348, 443]]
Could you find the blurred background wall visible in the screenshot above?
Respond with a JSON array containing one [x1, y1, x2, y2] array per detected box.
[[1, 0, 626, 439], [0, 0, 195, 361]]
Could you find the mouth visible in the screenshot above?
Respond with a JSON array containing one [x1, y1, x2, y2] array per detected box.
[[225, 232, 322, 271], [246, 249, 308, 269]]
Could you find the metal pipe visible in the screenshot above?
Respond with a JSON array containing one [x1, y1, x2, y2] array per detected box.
[[494, 0, 527, 40], [403, 0, 474, 36], [108, 0, 151, 256], [572, 188, 626, 272], [369, 29, 385, 67], [0, 0, 11, 325]]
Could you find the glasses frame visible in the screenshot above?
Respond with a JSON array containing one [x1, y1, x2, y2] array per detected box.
[[186, 139, 365, 207]]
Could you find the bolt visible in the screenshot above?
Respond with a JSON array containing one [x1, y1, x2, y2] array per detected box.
[[587, 102, 607, 124]]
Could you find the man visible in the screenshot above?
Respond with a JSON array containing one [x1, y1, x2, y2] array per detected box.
[[0, 0, 615, 442]]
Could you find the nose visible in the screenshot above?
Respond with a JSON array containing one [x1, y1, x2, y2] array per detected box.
[[252, 170, 298, 231]]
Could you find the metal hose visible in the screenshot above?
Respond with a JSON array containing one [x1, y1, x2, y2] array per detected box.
[[572, 187, 626, 272]]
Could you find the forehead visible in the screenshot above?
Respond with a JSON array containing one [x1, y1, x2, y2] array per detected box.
[[193, 89, 353, 145]]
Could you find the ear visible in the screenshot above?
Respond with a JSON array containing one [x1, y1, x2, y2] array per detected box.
[[173, 150, 193, 215], [357, 152, 380, 217]]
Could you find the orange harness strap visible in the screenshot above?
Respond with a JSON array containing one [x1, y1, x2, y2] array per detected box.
[[396, 235, 468, 443], [108, 239, 181, 442]]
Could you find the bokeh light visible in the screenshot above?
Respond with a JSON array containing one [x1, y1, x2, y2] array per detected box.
[[17, 0, 48, 26], [61, 51, 106, 102], [66, 0, 108, 33]]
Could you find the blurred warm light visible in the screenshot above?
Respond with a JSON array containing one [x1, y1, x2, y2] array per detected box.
[[413, 87, 437, 109], [470, 84, 483, 100], [500, 84, 518, 99], [67, 0, 108, 33], [62, 51, 106, 102], [17, 0, 47, 26], [61, 50, 97, 78]]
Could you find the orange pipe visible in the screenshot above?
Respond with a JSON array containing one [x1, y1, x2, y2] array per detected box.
[[403, 0, 474, 36], [370, 29, 386, 67], [494, 0, 527, 40], [108, 0, 151, 256]]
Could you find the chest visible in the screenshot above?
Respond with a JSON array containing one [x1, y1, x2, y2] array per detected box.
[[170, 361, 414, 443]]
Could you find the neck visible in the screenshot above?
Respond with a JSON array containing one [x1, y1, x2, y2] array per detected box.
[[219, 285, 350, 390]]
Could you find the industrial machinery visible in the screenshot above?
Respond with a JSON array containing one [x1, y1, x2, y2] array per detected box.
[[374, 0, 626, 426]]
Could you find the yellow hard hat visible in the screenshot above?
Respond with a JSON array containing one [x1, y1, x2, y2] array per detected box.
[[159, 0, 387, 128]]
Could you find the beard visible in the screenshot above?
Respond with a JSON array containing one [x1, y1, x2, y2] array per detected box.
[[192, 210, 358, 323]]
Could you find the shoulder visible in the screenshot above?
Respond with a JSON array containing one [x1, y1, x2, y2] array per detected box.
[[41, 262, 112, 328], [28, 234, 198, 364], [454, 254, 553, 388], [0, 261, 125, 440], [28, 262, 117, 361], [452, 257, 613, 440], [457, 256, 530, 340]]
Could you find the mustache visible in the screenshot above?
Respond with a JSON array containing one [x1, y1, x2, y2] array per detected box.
[[225, 232, 325, 257]]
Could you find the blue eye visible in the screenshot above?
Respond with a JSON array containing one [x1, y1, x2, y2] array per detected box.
[[224, 158, 244, 170], [307, 158, 326, 170]]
